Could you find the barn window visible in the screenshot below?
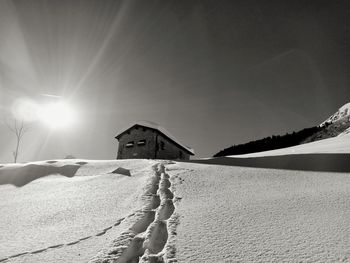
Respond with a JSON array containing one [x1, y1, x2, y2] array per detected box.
[[138, 139, 146, 146], [179, 151, 183, 159], [126, 141, 134, 148], [160, 141, 165, 150]]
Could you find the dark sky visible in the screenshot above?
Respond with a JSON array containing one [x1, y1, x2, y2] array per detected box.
[[1, 0, 350, 162]]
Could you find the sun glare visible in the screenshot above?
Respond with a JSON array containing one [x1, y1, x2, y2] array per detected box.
[[12, 98, 40, 122], [12, 98, 77, 130], [39, 102, 75, 129]]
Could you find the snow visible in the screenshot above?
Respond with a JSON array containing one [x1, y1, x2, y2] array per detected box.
[[339, 127, 350, 136], [0, 159, 157, 262], [166, 162, 350, 262], [2, 149, 350, 262], [89, 161, 179, 263], [228, 133, 350, 158], [321, 102, 350, 126]]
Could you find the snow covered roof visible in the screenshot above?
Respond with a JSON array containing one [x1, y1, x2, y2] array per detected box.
[[115, 121, 195, 155]]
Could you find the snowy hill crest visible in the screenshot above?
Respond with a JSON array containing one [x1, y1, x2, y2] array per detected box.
[[321, 102, 350, 126], [339, 127, 350, 136]]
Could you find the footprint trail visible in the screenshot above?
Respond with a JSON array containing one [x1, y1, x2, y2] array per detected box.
[[91, 162, 180, 263]]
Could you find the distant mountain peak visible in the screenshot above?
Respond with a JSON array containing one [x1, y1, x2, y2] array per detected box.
[[213, 102, 350, 157], [320, 102, 350, 126]]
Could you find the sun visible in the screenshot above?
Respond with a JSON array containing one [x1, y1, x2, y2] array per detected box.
[[39, 102, 75, 129]]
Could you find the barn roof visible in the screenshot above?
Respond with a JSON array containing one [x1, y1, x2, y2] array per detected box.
[[115, 121, 195, 155]]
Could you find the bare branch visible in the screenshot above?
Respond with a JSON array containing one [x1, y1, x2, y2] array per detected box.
[[14, 119, 18, 133], [2, 117, 30, 163], [18, 121, 25, 138], [3, 118, 16, 133], [23, 123, 32, 133]]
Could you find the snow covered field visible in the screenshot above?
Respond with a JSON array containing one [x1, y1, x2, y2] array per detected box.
[[167, 162, 350, 262], [0, 160, 157, 262], [1, 143, 350, 262], [231, 133, 350, 158]]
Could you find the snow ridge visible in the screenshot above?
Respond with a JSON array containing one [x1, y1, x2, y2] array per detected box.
[[90, 162, 179, 263], [321, 102, 350, 126], [338, 127, 350, 136]]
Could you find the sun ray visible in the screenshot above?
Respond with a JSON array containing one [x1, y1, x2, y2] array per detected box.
[[70, 1, 131, 98]]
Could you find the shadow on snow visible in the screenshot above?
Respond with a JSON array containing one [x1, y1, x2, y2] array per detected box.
[[0, 164, 81, 187], [186, 153, 350, 173]]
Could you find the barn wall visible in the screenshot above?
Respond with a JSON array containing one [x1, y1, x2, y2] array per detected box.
[[116, 126, 192, 160], [117, 127, 156, 159], [155, 132, 191, 160]]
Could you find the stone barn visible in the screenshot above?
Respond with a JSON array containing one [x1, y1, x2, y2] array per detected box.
[[115, 121, 194, 160]]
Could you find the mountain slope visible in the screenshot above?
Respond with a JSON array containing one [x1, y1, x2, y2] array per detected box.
[[214, 102, 350, 157], [213, 126, 323, 157], [303, 103, 350, 143], [340, 127, 350, 136], [321, 102, 350, 126], [228, 132, 350, 158]]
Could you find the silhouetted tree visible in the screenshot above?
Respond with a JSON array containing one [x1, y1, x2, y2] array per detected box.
[[213, 125, 324, 157], [4, 118, 30, 163]]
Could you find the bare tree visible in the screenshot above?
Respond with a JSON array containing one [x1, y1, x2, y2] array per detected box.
[[4, 119, 30, 163]]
